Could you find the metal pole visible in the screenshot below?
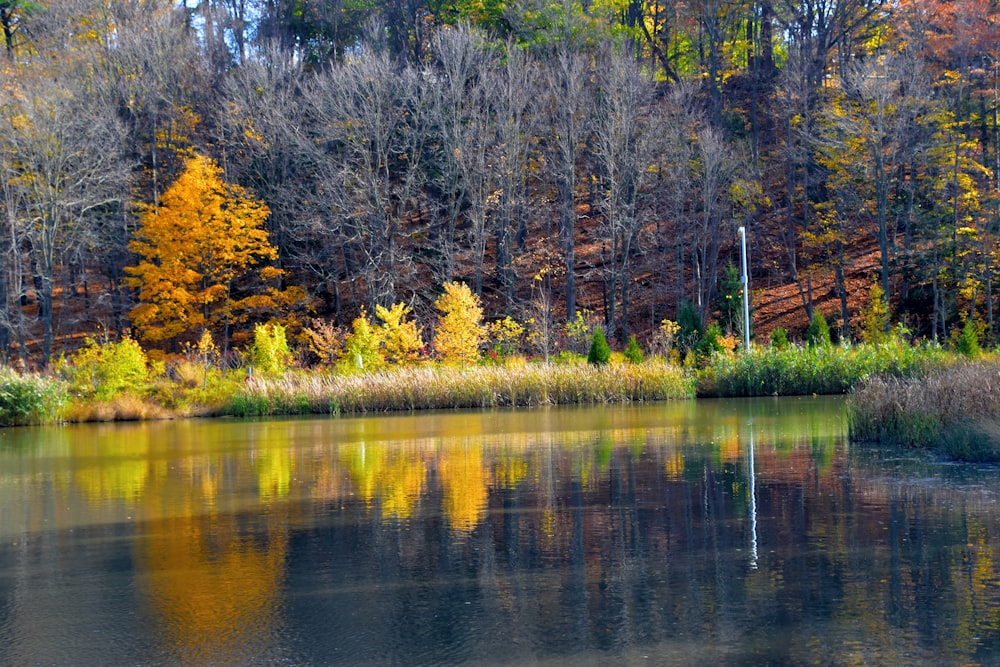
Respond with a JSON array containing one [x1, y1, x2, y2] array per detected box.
[[739, 226, 751, 351]]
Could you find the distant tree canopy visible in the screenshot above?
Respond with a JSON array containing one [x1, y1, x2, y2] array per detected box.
[[1, 0, 999, 364]]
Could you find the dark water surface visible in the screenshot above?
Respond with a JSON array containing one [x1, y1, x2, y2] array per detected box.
[[2, 397, 1000, 666]]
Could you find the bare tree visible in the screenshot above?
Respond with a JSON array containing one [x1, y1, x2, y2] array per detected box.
[[692, 127, 738, 322], [592, 46, 656, 339], [426, 24, 497, 291], [0, 76, 129, 362], [492, 39, 538, 311], [544, 48, 592, 320], [307, 47, 428, 309]]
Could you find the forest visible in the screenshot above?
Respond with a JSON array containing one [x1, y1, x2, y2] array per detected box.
[[1, 0, 998, 366]]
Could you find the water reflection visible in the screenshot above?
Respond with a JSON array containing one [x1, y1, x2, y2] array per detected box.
[[1, 398, 1000, 664]]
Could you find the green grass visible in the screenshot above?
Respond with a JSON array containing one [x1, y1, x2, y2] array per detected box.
[[848, 358, 1000, 461], [229, 359, 696, 417], [0, 366, 68, 426], [701, 340, 946, 397]]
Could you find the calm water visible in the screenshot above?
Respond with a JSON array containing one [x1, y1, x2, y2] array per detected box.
[[2, 397, 1000, 666]]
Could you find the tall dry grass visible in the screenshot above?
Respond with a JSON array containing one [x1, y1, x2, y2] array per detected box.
[[849, 358, 1000, 461], [230, 359, 695, 417]]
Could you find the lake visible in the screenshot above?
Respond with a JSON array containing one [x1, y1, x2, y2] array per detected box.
[[2, 397, 999, 665]]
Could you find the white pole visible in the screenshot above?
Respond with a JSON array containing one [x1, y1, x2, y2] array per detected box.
[[739, 226, 751, 351]]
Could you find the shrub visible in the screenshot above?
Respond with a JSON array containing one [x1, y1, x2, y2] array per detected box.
[[302, 318, 344, 369], [651, 319, 680, 357], [770, 327, 789, 350], [716, 262, 743, 335], [339, 308, 385, 374], [248, 322, 292, 377], [705, 339, 945, 397], [434, 282, 486, 364], [66, 335, 150, 401], [587, 327, 611, 365], [677, 300, 702, 351], [696, 322, 725, 359], [623, 335, 644, 364], [860, 278, 891, 345], [564, 309, 594, 354], [488, 316, 525, 361], [0, 367, 68, 425], [954, 318, 981, 358], [806, 310, 831, 348], [376, 302, 424, 365]]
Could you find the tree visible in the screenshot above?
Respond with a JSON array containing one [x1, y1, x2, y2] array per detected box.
[[434, 281, 486, 364], [0, 73, 129, 363], [593, 46, 656, 339], [126, 153, 280, 350], [587, 326, 611, 365], [307, 47, 427, 309], [426, 25, 497, 292], [375, 302, 424, 365], [0, 0, 41, 60]]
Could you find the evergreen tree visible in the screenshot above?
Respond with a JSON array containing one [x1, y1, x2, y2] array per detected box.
[[587, 327, 611, 365]]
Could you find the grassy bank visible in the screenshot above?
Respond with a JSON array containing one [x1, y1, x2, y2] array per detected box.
[[0, 341, 961, 425], [230, 359, 696, 417], [849, 359, 1000, 461], [701, 340, 945, 397]]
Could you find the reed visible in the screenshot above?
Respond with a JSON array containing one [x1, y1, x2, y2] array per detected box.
[[229, 359, 695, 417], [0, 366, 68, 426], [703, 340, 945, 397], [849, 358, 1000, 461], [64, 393, 173, 423]]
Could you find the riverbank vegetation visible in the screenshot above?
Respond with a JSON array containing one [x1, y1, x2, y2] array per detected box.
[[0, 295, 974, 425], [850, 360, 1000, 462]]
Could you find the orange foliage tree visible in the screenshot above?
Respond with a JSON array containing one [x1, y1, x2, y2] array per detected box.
[[127, 153, 286, 350]]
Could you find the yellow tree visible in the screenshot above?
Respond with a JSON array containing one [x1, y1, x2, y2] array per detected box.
[[375, 302, 424, 365], [433, 281, 486, 364], [127, 153, 279, 349]]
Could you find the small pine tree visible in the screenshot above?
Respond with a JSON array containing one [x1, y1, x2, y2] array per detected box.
[[716, 262, 743, 335], [770, 327, 789, 350], [696, 322, 725, 359], [806, 310, 831, 348], [623, 335, 644, 364], [587, 327, 611, 365], [956, 318, 982, 358], [677, 300, 702, 351]]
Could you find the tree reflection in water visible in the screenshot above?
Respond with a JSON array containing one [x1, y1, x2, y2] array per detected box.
[[2, 398, 1000, 665]]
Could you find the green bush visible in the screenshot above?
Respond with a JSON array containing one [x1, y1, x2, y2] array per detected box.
[[677, 300, 702, 351], [0, 367, 68, 426], [806, 310, 831, 348], [587, 327, 611, 365], [623, 335, 644, 364], [696, 322, 725, 359], [249, 322, 292, 377], [770, 327, 789, 350], [65, 336, 150, 401]]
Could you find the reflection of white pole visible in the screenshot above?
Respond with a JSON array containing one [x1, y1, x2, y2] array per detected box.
[[738, 226, 751, 351], [749, 419, 758, 568]]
